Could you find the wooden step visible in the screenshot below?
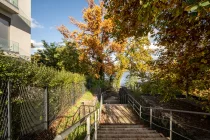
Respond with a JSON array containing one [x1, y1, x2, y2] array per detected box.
[[98, 133, 164, 138], [100, 125, 144, 128], [101, 104, 140, 124], [98, 138, 167, 140], [99, 127, 149, 131], [98, 130, 157, 134], [98, 104, 166, 140], [99, 128, 151, 131], [104, 100, 120, 104]]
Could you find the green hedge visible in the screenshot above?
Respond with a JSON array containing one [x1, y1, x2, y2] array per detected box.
[[0, 55, 86, 87], [0, 55, 87, 139]]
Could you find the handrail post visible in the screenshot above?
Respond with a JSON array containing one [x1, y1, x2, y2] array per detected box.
[[99, 94, 103, 121], [124, 94, 126, 104], [94, 111, 97, 139], [125, 94, 127, 104], [97, 109, 100, 127], [123, 94, 124, 104], [7, 81, 12, 140], [87, 116, 90, 140], [150, 108, 152, 129], [122, 91, 124, 104], [132, 99, 134, 110], [170, 111, 173, 140], [140, 105, 142, 118], [121, 93, 123, 104], [101, 94, 103, 105], [128, 95, 130, 105], [82, 102, 85, 117]]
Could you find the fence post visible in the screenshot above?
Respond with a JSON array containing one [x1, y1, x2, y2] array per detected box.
[[79, 106, 81, 119], [81, 102, 85, 117], [140, 105, 142, 118], [94, 111, 97, 139], [86, 116, 90, 140], [72, 83, 76, 105], [170, 111, 173, 140], [7, 81, 11, 140], [44, 86, 49, 130], [150, 108, 152, 129]]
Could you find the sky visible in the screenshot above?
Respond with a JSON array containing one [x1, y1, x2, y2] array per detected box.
[[31, 0, 158, 53], [31, 0, 158, 84], [31, 0, 94, 53]]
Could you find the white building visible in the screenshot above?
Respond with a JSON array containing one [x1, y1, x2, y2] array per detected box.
[[0, 0, 31, 60]]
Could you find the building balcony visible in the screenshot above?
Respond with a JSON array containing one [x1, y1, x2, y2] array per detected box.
[[0, 0, 19, 14], [7, 0, 18, 8], [0, 37, 19, 54], [0, 37, 31, 61]]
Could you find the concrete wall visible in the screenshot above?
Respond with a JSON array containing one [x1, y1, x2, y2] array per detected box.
[[10, 0, 31, 57], [0, 8, 12, 18], [0, 0, 31, 58]]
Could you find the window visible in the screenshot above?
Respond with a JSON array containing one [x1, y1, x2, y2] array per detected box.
[[0, 13, 10, 50]]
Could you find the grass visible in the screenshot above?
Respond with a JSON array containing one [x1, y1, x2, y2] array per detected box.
[[50, 91, 96, 137]]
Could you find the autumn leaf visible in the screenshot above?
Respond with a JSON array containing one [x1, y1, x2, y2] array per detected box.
[[58, 0, 127, 79]]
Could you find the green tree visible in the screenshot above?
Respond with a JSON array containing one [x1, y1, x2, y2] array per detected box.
[[31, 40, 60, 70], [31, 41, 88, 74], [57, 42, 90, 74]]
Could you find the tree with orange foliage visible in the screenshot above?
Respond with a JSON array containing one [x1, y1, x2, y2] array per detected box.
[[58, 0, 125, 80]]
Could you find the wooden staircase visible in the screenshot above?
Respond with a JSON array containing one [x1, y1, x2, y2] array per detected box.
[[97, 95, 167, 140], [97, 124, 167, 140], [104, 96, 120, 104]]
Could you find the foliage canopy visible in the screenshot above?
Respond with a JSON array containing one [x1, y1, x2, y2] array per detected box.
[[105, 0, 210, 102]]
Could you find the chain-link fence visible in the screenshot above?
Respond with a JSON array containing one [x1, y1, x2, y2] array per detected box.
[[0, 81, 8, 139], [0, 80, 86, 140]]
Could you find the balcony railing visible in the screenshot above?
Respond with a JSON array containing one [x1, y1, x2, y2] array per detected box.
[[6, 0, 18, 8], [0, 37, 19, 53]]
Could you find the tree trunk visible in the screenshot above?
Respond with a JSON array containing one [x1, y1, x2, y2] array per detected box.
[[99, 66, 104, 80], [98, 59, 104, 80]]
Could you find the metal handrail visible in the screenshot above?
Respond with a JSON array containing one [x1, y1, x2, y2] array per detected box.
[[121, 87, 210, 140], [54, 89, 104, 140], [127, 93, 210, 116], [54, 109, 99, 140]]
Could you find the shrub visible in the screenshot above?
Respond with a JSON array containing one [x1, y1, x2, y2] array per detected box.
[[0, 55, 87, 139], [0, 55, 86, 87]]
